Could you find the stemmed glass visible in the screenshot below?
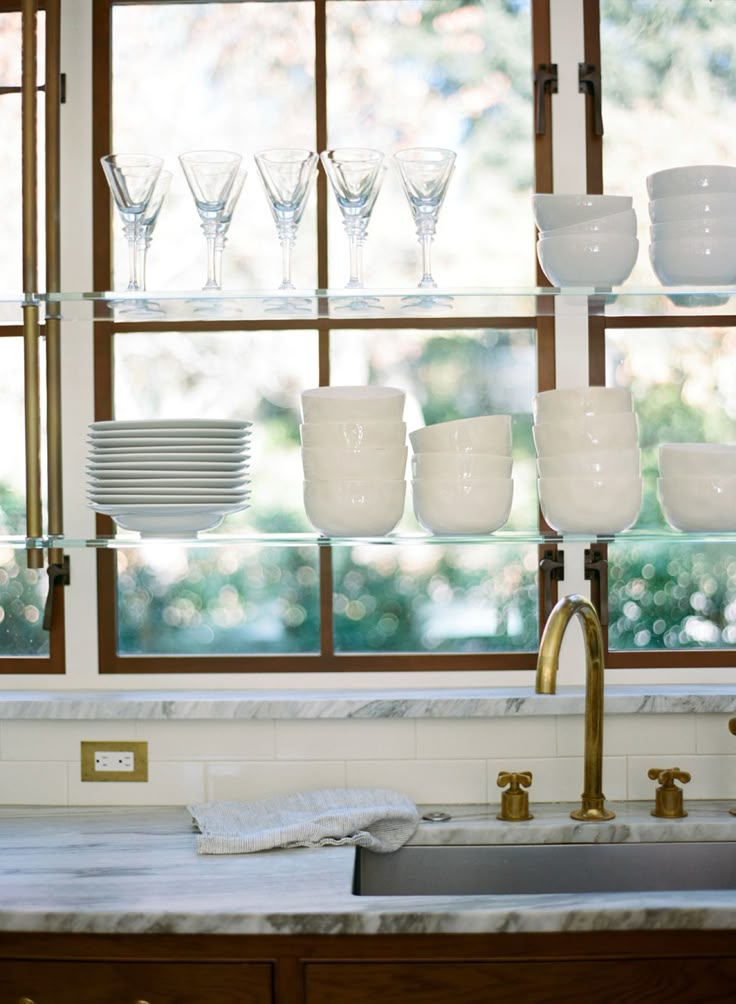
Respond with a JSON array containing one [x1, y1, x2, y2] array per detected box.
[[100, 153, 163, 291], [214, 169, 247, 290], [135, 169, 171, 293], [394, 147, 456, 303], [179, 150, 242, 290], [254, 147, 317, 299], [320, 148, 385, 294]]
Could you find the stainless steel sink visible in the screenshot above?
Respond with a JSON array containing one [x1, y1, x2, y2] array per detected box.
[[354, 841, 736, 896]]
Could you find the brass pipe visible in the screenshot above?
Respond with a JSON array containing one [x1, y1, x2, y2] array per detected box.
[[22, 0, 43, 569], [536, 593, 615, 821], [45, 0, 63, 564]]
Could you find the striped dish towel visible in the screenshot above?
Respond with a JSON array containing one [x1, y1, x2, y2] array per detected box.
[[188, 787, 420, 855]]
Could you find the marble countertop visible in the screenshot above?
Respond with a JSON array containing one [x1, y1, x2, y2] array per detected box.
[[2, 802, 736, 936]]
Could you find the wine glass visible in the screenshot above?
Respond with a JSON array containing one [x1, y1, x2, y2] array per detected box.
[[179, 149, 242, 290], [100, 153, 163, 291], [214, 169, 247, 290], [254, 148, 318, 295], [135, 169, 171, 293], [394, 147, 456, 301], [320, 148, 385, 291]]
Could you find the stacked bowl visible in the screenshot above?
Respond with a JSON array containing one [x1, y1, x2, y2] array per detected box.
[[87, 419, 252, 536], [300, 385, 407, 536], [409, 415, 513, 534], [532, 193, 638, 287], [533, 388, 642, 534], [658, 443, 736, 532], [648, 165, 736, 286]]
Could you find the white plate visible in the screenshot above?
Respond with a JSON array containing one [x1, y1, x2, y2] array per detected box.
[[92, 502, 249, 514], [89, 486, 251, 497], [90, 419, 252, 432], [111, 510, 249, 537], [87, 477, 250, 489], [88, 447, 250, 458], [87, 460, 249, 472], [88, 436, 250, 448], [89, 494, 251, 505]]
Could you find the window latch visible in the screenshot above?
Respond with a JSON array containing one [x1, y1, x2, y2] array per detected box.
[[534, 63, 558, 136], [578, 62, 604, 136], [0, 73, 66, 103], [42, 555, 71, 631], [539, 547, 564, 625], [584, 547, 609, 627]]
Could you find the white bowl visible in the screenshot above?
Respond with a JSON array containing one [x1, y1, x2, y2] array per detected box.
[[539, 477, 642, 534], [533, 412, 639, 457], [532, 386, 633, 423], [658, 476, 736, 532], [648, 192, 736, 223], [301, 445, 407, 480], [646, 165, 736, 201], [537, 447, 641, 479], [542, 207, 637, 238], [412, 477, 513, 535], [650, 217, 736, 242], [409, 415, 512, 455], [649, 237, 736, 286], [537, 234, 639, 287], [532, 193, 633, 231], [411, 451, 513, 480], [303, 479, 406, 536], [301, 385, 405, 423], [659, 442, 736, 479], [300, 420, 406, 450]]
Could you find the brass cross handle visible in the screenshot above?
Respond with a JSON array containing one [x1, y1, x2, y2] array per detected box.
[[729, 718, 736, 736], [496, 770, 533, 822], [647, 766, 691, 818]]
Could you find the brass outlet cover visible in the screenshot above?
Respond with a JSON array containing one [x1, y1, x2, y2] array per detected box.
[[80, 740, 148, 782]]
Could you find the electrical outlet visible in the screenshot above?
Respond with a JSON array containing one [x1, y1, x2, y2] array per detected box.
[[81, 740, 148, 782]]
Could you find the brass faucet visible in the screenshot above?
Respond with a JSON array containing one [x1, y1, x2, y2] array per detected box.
[[536, 593, 615, 822]]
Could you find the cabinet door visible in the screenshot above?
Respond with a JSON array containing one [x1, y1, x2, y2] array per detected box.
[[0, 960, 272, 1004]]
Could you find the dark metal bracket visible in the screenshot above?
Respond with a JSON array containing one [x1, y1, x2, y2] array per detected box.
[[539, 547, 564, 624], [0, 73, 66, 103], [584, 547, 609, 627], [534, 63, 558, 136], [578, 62, 603, 136], [43, 555, 70, 631]]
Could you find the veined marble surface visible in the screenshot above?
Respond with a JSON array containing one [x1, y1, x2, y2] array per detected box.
[[2, 803, 736, 935], [2, 684, 736, 720]]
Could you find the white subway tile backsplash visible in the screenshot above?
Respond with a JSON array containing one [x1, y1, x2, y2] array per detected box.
[[417, 718, 556, 760], [555, 714, 696, 757], [206, 761, 347, 802], [137, 720, 275, 761], [346, 759, 486, 804], [696, 714, 736, 754], [67, 761, 205, 806], [275, 719, 415, 761], [489, 755, 628, 804], [627, 755, 736, 802], [2, 720, 134, 761], [0, 762, 67, 804]]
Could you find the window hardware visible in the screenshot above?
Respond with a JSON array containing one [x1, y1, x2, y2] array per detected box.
[[578, 62, 603, 136], [42, 555, 70, 631], [539, 547, 564, 625], [534, 63, 558, 135], [584, 546, 608, 627]]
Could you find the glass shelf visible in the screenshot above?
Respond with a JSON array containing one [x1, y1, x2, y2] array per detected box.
[[0, 285, 734, 325], [5, 529, 736, 550]]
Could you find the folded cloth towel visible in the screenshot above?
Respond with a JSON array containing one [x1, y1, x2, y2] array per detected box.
[[188, 787, 420, 855]]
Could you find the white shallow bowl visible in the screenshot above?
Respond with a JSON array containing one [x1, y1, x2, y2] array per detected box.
[[300, 421, 406, 450], [542, 208, 637, 238], [301, 385, 405, 423], [533, 412, 639, 457], [532, 386, 633, 423], [646, 165, 736, 201], [537, 233, 639, 287], [538, 477, 642, 534], [648, 192, 736, 223], [532, 194, 633, 231], [411, 451, 513, 480], [658, 477, 736, 532], [301, 445, 407, 480], [303, 479, 406, 536], [412, 477, 513, 535], [650, 217, 736, 242], [537, 447, 641, 479], [649, 237, 736, 286], [409, 415, 512, 455], [659, 442, 736, 479]]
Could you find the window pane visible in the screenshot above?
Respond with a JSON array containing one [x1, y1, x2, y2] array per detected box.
[[600, 0, 736, 285], [326, 0, 535, 287], [607, 327, 736, 652]]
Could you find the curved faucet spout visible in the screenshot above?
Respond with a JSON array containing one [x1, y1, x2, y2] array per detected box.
[[536, 593, 615, 822]]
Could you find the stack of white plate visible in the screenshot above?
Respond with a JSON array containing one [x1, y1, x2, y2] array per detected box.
[[87, 419, 252, 537]]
